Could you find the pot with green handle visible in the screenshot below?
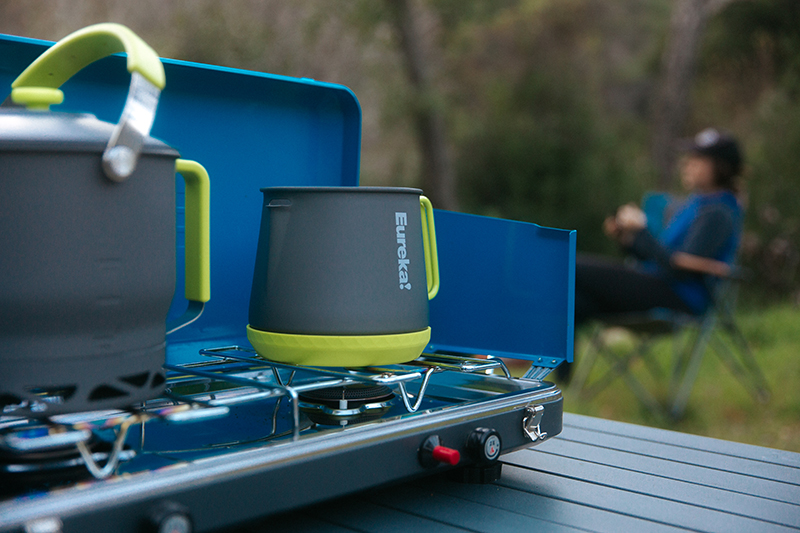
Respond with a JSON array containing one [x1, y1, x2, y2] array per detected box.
[[0, 23, 210, 416], [247, 186, 438, 367]]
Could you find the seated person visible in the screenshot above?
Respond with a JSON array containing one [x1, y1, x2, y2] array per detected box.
[[575, 128, 744, 325]]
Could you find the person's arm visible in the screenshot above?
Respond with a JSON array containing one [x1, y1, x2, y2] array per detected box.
[[670, 252, 731, 277], [622, 203, 736, 277]]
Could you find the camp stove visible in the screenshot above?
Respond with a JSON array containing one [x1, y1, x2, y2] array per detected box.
[[0, 347, 561, 533], [0, 32, 574, 533]]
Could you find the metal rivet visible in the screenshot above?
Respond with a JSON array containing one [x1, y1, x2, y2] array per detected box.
[[24, 517, 63, 533], [102, 145, 136, 181]]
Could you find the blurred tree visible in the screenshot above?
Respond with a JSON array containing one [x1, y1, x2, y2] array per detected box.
[[650, 0, 741, 189], [384, 0, 457, 209], [449, 0, 652, 252], [697, 0, 800, 296]]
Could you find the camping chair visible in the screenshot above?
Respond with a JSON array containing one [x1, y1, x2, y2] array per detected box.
[[570, 193, 770, 419]]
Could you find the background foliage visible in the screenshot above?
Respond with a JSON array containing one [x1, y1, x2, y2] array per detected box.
[[2, 0, 798, 288]]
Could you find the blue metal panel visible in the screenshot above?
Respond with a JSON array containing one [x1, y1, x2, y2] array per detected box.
[[427, 210, 575, 365]]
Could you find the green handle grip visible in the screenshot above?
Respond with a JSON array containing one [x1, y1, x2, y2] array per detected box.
[[11, 22, 165, 95], [176, 159, 210, 303], [420, 196, 439, 300]]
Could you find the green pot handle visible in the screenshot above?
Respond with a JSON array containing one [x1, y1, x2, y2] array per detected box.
[[167, 159, 211, 334], [420, 196, 440, 299], [10, 23, 166, 182], [175, 159, 211, 304]]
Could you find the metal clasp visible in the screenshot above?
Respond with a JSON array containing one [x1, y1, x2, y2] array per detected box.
[[522, 405, 547, 442], [102, 72, 160, 182]]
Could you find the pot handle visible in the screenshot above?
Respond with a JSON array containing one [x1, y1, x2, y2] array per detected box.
[[10, 23, 166, 183], [167, 159, 211, 334], [420, 196, 440, 299]]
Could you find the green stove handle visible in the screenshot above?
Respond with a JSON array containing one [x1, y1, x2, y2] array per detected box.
[[176, 159, 211, 304], [420, 196, 440, 300]]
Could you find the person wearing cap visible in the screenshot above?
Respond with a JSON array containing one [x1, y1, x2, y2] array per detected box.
[[556, 128, 744, 382], [573, 127, 744, 329]]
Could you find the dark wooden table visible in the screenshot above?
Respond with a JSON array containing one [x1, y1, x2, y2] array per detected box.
[[233, 413, 800, 533]]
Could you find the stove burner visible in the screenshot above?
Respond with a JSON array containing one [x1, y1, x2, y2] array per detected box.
[[298, 384, 395, 426], [0, 433, 133, 492], [299, 383, 394, 406]]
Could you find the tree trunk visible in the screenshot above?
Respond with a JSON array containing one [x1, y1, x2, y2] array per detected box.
[[650, 0, 739, 189], [385, 0, 457, 210]]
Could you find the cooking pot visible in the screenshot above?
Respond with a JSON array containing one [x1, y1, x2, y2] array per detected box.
[[247, 186, 439, 366], [0, 24, 210, 416]]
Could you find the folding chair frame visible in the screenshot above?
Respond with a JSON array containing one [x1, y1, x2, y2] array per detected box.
[[668, 279, 770, 417], [571, 279, 770, 419]]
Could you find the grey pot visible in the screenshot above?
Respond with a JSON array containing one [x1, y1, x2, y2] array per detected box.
[[0, 24, 210, 416], [249, 187, 439, 338]]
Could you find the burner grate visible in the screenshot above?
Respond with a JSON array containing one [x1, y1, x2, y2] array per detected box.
[[194, 345, 512, 415], [1, 347, 517, 484]]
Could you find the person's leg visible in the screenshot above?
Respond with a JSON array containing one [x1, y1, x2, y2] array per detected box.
[[557, 253, 694, 383], [575, 253, 694, 323]]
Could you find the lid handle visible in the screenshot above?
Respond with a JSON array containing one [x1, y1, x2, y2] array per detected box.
[[10, 23, 166, 182]]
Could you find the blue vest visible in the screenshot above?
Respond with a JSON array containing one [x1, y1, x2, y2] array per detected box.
[[658, 191, 742, 313]]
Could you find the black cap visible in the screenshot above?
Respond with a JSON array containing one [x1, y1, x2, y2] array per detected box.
[[685, 128, 742, 176]]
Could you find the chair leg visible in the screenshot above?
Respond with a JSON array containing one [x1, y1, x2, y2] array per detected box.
[[581, 347, 639, 399], [569, 325, 604, 395], [620, 370, 668, 419], [670, 317, 716, 419], [669, 326, 697, 399], [709, 323, 771, 403], [638, 337, 663, 381], [574, 327, 668, 419]]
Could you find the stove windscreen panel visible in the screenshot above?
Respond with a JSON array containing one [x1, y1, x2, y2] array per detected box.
[[427, 210, 575, 368]]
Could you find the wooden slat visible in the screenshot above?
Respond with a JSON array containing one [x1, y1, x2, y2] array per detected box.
[[497, 462, 796, 533], [564, 414, 800, 469], [235, 511, 361, 533], [549, 424, 800, 486], [534, 437, 800, 503], [503, 448, 799, 528], [410, 475, 687, 533], [360, 482, 586, 532], [310, 497, 475, 533]]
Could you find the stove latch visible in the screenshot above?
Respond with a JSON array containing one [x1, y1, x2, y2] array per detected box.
[[418, 435, 460, 468], [522, 405, 547, 442]]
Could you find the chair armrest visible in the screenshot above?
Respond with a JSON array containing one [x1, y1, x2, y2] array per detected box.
[[670, 252, 749, 280]]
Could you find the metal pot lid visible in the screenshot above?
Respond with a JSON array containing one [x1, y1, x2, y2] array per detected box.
[[0, 107, 178, 157]]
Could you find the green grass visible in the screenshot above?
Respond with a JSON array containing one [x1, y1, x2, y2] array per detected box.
[[550, 303, 800, 453]]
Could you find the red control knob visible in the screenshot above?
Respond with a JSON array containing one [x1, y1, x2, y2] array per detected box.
[[419, 435, 461, 468], [432, 445, 461, 466]]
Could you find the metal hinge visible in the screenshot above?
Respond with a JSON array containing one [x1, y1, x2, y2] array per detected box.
[[522, 365, 554, 381]]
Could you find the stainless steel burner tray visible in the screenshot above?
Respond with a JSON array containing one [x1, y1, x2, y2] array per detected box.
[[0, 352, 561, 533]]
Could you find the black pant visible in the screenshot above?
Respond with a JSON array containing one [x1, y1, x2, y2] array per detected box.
[[557, 254, 694, 382], [574, 253, 694, 324]]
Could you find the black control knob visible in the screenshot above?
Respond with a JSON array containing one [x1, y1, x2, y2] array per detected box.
[[145, 501, 193, 533], [466, 427, 501, 465]]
